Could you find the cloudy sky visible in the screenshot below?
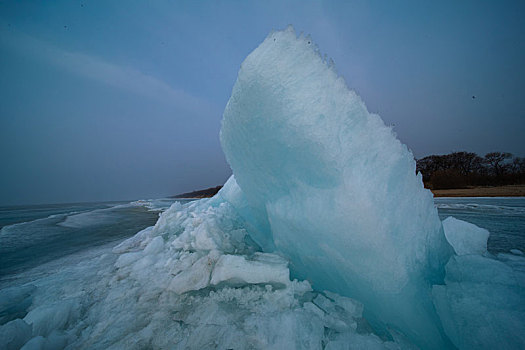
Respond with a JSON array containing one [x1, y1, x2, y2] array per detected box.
[[1, 0, 524, 205]]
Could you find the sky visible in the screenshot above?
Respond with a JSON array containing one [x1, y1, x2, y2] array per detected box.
[[1, 0, 524, 205]]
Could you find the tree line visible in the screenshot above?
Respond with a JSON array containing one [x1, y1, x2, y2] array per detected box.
[[416, 152, 525, 189]]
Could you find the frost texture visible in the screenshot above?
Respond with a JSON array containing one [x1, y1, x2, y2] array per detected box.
[[220, 26, 453, 348]]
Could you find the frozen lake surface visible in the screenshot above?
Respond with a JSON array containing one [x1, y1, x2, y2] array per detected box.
[[0, 198, 184, 284]]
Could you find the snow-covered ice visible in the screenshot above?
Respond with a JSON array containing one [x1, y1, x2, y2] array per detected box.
[[1, 26, 524, 350]]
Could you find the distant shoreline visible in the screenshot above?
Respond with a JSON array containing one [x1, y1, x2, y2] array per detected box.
[[171, 186, 222, 199], [174, 184, 525, 199], [431, 185, 525, 197]]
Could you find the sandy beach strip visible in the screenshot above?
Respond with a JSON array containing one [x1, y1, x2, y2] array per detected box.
[[432, 185, 525, 197]]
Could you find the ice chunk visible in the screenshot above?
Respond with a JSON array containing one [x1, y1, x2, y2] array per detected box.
[[210, 253, 290, 287], [115, 251, 142, 268], [444, 254, 518, 285], [113, 226, 155, 253], [19, 333, 69, 350], [0, 319, 32, 350], [511, 248, 524, 256], [324, 332, 404, 350], [442, 216, 489, 255], [144, 236, 164, 255], [20, 336, 45, 350], [0, 285, 36, 324], [323, 290, 363, 319], [433, 254, 525, 349], [168, 252, 218, 294], [24, 299, 80, 337], [25, 332, 69, 350], [220, 26, 452, 348]]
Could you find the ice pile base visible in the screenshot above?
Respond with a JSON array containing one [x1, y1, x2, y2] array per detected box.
[[1, 198, 415, 350]]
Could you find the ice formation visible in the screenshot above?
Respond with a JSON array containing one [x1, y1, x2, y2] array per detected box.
[[0, 199, 412, 349], [1, 26, 525, 350], [220, 26, 453, 348]]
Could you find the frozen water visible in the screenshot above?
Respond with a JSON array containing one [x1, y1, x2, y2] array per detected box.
[[433, 253, 525, 349], [0, 201, 161, 279], [442, 216, 489, 255], [218, 26, 524, 349], [0, 319, 32, 350], [1, 198, 407, 349], [220, 26, 453, 348], [2, 26, 525, 349], [210, 253, 290, 287]]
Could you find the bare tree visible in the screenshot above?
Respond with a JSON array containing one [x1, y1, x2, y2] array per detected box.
[[417, 151, 523, 188], [511, 157, 525, 174], [449, 152, 483, 175], [484, 152, 513, 177]]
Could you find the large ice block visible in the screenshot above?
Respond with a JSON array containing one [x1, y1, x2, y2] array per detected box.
[[220, 26, 453, 348]]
